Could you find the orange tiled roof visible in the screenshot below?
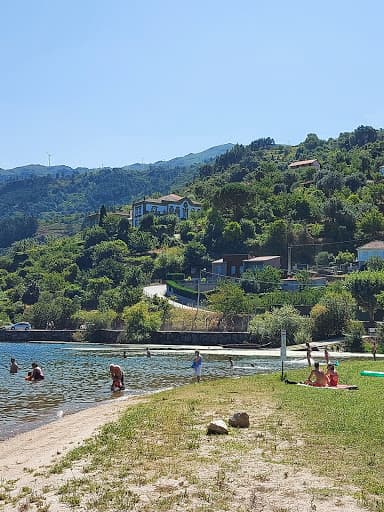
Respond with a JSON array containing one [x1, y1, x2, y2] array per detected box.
[[288, 159, 318, 168], [358, 240, 384, 250]]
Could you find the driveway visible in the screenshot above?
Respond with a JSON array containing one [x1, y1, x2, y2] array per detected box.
[[143, 284, 191, 309]]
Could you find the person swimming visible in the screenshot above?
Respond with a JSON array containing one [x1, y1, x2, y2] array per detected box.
[[10, 358, 19, 374]]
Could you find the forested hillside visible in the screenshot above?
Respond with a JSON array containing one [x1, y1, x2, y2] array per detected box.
[[184, 126, 384, 267], [0, 144, 233, 219], [2, 125, 384, 347]]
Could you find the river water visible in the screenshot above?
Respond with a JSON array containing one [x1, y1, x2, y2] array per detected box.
[[0, 342, 307, 441]]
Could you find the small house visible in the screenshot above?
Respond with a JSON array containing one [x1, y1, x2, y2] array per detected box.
[[357, 240, 384, 269], [288, 159, 320, 171]]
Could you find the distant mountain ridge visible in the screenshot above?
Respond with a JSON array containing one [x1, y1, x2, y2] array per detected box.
[[0, 143, 234, 220], [124, 143, 234, 172], [0, 143, 234, 182]]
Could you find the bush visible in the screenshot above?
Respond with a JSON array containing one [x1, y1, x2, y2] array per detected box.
[[166, 273, 185, 281], [122, 302, 161, 343], [344, 320, 364, 352]]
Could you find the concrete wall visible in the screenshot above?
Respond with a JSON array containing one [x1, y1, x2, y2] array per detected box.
[[0, 329, 253, 346], [149, 331, 252, 345], [0, 330, 77, 343]]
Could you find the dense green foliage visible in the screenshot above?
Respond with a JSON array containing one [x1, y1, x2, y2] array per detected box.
[[0, 215, 38, 248], [3, 126, 384, 342], [187, 126, 384, 264], [0, 145, 232, 222]]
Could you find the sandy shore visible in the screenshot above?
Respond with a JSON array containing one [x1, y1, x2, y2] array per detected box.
[[0, 395, 142, 481], [0, 385, 367, 512]]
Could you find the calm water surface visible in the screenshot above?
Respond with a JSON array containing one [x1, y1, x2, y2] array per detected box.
[[0, 342, 305, 440]]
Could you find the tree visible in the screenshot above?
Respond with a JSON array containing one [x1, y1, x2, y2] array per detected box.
[[248, 304, 308, 346], [153, 247, 184, 279], [263, 219, 289, 266], [315, 170, 344, 197], [91, 240, 128, 265], [222, 221, 243, 252], [122, 302, 161, 343], [311, 291, 355, 339], [357, 209, 384, 238], [98, 205, 107, 227], [315, 251, 333, 267], [351, 125, 377, 147], [208, 281, 251, 317], [240, 266, 281, 293], [212, 183, 254, 221], [22, 281, 40, 305], [126, 230, 156, 254], [183, 241, 209, 275], [335, 251, 355, 265], [366, 256, 384, 271], [295, 270, 311, 291], [345, 271, 384, 323], [30, 292, 80, 329]]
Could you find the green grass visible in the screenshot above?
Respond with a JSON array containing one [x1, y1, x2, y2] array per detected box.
[[44, 360, 384, 510]]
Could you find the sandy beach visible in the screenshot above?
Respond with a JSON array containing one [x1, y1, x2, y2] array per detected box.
[[0, 395, 144, 511], [0, 382, 368, 512]]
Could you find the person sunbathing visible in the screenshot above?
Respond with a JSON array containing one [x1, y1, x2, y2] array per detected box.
[[305, 362, 328, 387], [326, 364, 339, 387]]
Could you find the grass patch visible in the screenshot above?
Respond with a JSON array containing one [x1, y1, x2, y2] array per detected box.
[[44, 360, 384, 510]]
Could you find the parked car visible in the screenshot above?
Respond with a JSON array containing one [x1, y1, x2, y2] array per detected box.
[[8, 322, 32, 330]]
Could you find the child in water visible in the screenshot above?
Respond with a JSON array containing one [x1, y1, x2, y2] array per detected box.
[[10, 358, 19, 374]]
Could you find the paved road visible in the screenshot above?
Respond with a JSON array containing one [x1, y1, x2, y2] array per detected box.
[[143, 284, 190, 309]]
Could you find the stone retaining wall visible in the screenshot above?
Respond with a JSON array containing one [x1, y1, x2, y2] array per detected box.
[[0, 329, 252, 346]]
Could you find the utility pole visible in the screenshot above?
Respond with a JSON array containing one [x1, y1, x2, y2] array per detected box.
[[287, 245, 292, 275], [197, 268, 206, 311]]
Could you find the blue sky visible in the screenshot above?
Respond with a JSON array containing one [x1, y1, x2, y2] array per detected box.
[[1, 0, 383, 169]]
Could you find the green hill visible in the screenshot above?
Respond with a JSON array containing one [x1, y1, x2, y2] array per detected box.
[[0, 144, 233, 219]]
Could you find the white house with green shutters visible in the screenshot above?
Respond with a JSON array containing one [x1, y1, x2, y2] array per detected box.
[[132, 194, 202, 227]]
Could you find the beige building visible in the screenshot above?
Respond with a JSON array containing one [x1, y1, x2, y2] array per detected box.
[[288, 159, 320, 171]]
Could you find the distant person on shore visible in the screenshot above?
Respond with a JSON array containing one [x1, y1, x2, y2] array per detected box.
[[25, 362, 44, 381], [192, 350, 202, 383], [305, 342, 312, 367], [305, 362, 327, 387], [228, 356, 234, 368], [326, 364, 339, 387], [372, 340, 378, 361], [109, 364, 124, 391], [146, 347, 151, 358], [324, 346, 329, 365], [9, 358, 19, 374]]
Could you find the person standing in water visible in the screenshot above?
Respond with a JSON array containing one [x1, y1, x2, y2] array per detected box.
[[305, 342, 312, 367], [228, 356, 234, 368], [146, 347, 151, 358], [10, 358, 19, 374], [372, 340, 378, 361], [109, 364, 124, 391], [192, 350, 202, 383], [324, 346, 329, 365]]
